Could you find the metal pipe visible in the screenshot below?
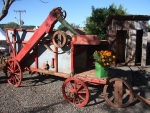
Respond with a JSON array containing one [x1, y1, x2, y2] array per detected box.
[[57, 17, 80, 35], [54, 46, 58, 72], [71, 42, 74, 76]]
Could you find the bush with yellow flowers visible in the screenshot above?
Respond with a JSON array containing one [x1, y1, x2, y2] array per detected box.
[[93, 50, 116, 67]]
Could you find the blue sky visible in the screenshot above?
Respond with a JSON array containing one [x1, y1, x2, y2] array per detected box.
[[0, 0, 150, 29]]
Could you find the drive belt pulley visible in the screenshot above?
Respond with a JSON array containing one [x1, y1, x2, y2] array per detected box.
[[52, 30, 67, 48]]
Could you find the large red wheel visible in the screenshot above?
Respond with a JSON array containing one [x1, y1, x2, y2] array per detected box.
[[4, 59, 22, 87], [62, 77, 90, 107]]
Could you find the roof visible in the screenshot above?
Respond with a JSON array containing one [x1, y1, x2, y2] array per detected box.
[[104, 14, 150, 27], [0, 28, 6, 40]]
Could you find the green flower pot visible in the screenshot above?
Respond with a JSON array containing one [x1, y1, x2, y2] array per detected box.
[[95, 62, 108, 78]]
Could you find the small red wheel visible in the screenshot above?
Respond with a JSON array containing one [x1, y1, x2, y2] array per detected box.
[[4, 59, 22, 87], [62, 77, 89, 107]]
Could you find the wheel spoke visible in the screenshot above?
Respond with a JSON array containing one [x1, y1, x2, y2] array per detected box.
[[12, 76, 15, 85], [65, 86, 73, 91], [78, 91, 86, 94], [7, 67, 12, 72], [65, 92, 71, 96], [14, 68, 20, 73], [14, 73, 20, 76], [13, 62, 16, 70], [62, 77, 89, 107], [7, 67, 12, 73], [10, 62, 14, 70], [8, 76, 12, 82], [77, 98, 81, 104], [72, 97, 76, 104], [14, 76, 17, 85], [69, 81, 74, 89], [74, 80, 77, 90], [78, 94, 85, 101], [77, 85, 83, 92], [5, 59, 22, 87], [15, 75, 20, 82]]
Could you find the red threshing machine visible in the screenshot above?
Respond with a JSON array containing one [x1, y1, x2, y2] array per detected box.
[[4, 7, 138, 108]]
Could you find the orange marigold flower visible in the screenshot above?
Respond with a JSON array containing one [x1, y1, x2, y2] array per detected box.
[[101, 55, 104, 58], [112, 55, 116, 58], [112, 61, 116, 64], [109, 58, 112, 61], [103, 63, 107, 66], [102, 59, 105, 62], [106, 52, 112, 56], [106, 63, 109, 65]]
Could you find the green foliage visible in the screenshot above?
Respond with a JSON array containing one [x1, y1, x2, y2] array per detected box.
[[21, 25, 35, 29], [93, 50, 116, 67], [0, 24, 5, 31], [148, 24, 150, 32], [3, 22, 20, 31], [0, 23, 35, 31], [57, 24, 65, 30], [84, 3, 127, 40], [57, 23, 80, 30]]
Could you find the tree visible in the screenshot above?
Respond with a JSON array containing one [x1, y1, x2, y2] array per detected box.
[[148, 24, 150, 32], [0, 0, 15, 21], [3, 22, 19, 31], [0, 0, 48, 21], [57, 23, 80, 30], [84, 3, 127, 40]]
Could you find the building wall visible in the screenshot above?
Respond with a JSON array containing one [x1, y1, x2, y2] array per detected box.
[[107, 20, 149, 66], [147, 32, 150, 65]]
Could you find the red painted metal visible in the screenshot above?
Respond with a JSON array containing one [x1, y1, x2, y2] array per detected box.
[[71, 42, 74, 75], [4, 59, 22, 87], [15, 7, 62, 63], [72, 35, 100, 45], [77, 76, 106, 85], [5, 29, 15, 57], [51, 58, 54, 68], [12, 29, 17, 56], [28, 67, 70, 78], [62, 77, 90, 107], [15, 29, 35, 32], [34, 46, 38, 68], [54, 46, 58, 72]]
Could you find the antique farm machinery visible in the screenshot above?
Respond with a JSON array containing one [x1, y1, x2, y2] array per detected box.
[[3, 7, 149, 108]]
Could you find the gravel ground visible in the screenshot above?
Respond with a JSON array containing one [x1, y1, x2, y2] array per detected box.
[[0, 66, 150, 113]]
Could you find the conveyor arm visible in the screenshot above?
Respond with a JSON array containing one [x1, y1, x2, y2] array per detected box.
[[15, 7, 64, 63]]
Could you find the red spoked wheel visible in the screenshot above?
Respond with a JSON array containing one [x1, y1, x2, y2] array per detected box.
[[62, 77, 90, 107], [4, 59, 22, 87]]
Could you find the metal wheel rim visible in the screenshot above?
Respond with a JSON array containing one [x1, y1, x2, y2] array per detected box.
[[52, 31, 67, 48], [62, 77, 89, 107], [103, 78, 134, 108], [5, 59, 22, 87]]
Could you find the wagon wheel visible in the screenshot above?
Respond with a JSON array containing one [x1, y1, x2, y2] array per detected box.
[[4, 59, 22, 87], [52, 31, 67, 48], [62, 77, 90, 107], [61, 9, 67, 19], [103, 78, 134, 108]]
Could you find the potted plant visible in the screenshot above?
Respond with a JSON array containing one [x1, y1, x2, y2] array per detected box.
[[93, 50, 116, 78]]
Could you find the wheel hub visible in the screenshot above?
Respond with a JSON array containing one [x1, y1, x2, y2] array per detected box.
[[70, 90, 77, 98]]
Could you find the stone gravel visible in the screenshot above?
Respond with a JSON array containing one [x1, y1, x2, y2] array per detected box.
[[0, 66, 150, 113]]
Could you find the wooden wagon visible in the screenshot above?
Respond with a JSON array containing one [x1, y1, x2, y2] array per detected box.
[[3, 7, 135, 108]]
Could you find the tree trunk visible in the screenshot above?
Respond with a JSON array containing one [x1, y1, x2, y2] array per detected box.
[[0, 0, 15, 21]]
